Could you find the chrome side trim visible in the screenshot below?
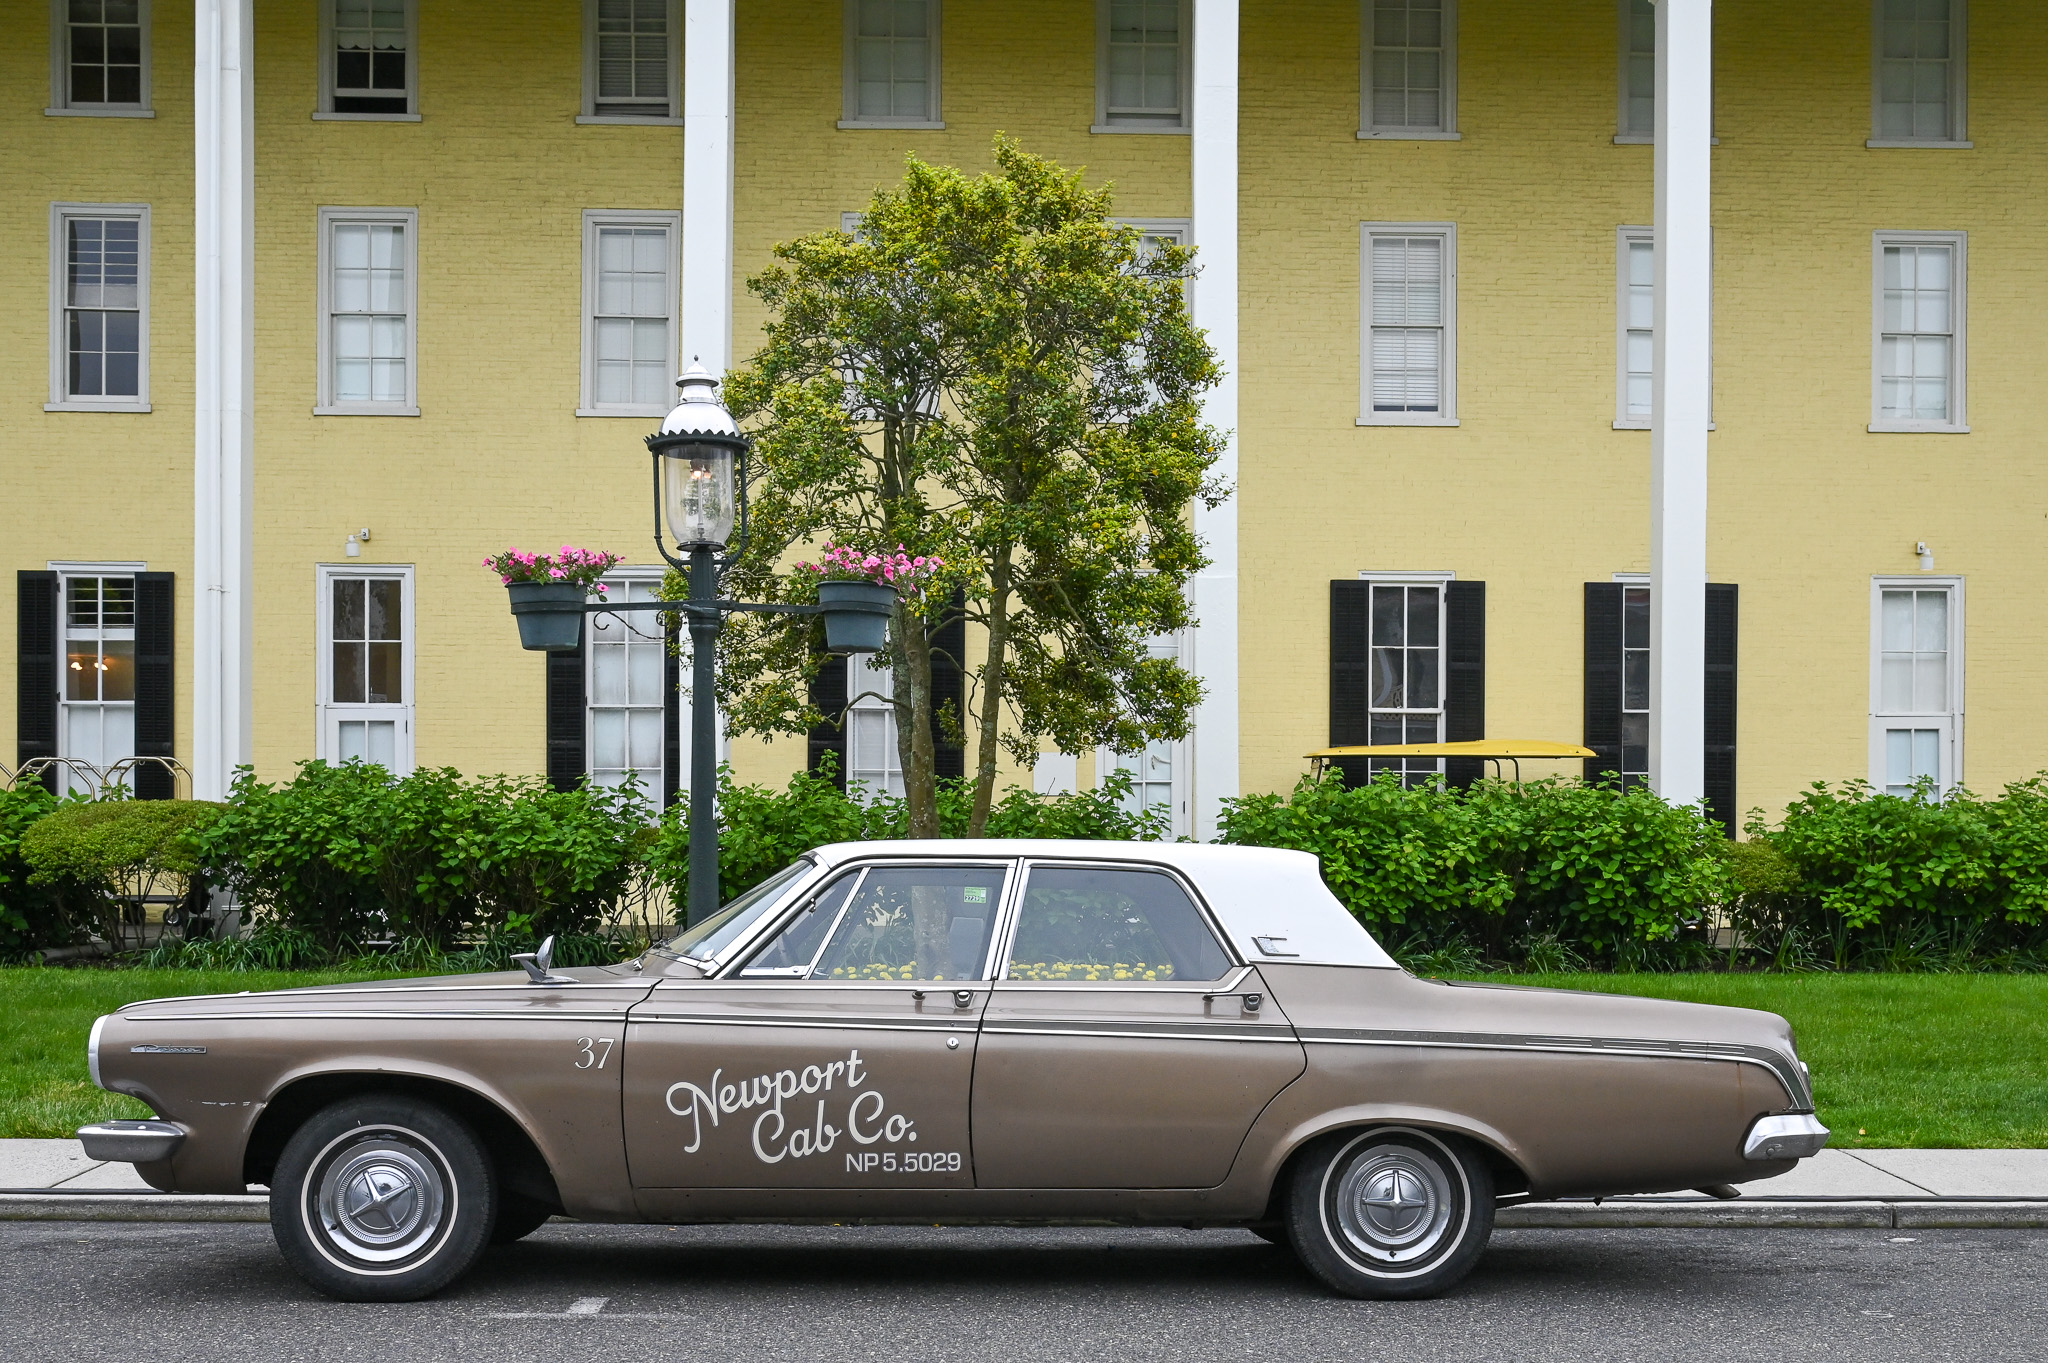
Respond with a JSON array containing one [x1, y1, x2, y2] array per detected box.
[[986, 965, 1256, 995], [632, 1013, 969, 1033], [1744, 1112, 1831, 1161], [122, 1011, 633, 1024], [87, 1015, 107, 1090], [77, 1120, 186, 1164], [1296, 1026, 1807, 1100], [116, 980, 656, 1011], [981, 1024, 1299, 1044]]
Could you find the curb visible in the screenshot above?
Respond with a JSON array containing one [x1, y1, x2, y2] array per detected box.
[[0, 1192, 268, 1223], [1498, 1199, 2048, 1230]]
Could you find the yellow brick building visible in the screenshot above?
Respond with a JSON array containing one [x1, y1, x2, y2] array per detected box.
[[4, 0, 2034, 838]]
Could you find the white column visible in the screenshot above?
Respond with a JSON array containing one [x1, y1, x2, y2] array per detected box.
[[682, 0, 737, 375], [1189, 0, 1239, 840], [193, 0, 255, 801], [1650, 0, 1711, 808]]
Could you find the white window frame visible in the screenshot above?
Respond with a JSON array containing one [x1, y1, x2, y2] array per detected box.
[[1614, 0, 1652, 143], [1869, 0, 1969, 149], [51, 560, 147, 796], [1097, 630, 1192, 839], [578, 210, 681, 417], [1869, 575, 1964, 797], [1359, 222, 1457, 427], [316, 206, 420, 416], [844, 651, 905, 801], [315, 563, 417, 774], [579, 0, 683, 124], [585, 569, 671, 804], [1615, 224, 1654, 429], [48, 0, 153, 117], [316, 0, 420, 122], [1094, 0, 1191, 135], [1359, 0, 1459, 141], [1354, 573, 1452, 785], [1870, 229, 1967, 434], [839, 0, 944, 130], [48, 202, 151, 413]]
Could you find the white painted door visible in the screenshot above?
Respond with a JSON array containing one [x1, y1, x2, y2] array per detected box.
[[319, 569, 414, 773]]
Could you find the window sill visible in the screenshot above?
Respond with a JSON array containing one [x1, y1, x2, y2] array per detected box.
[[1358, 129, 1462, 141], [1090, 122, 1189, 135], [838, 118, 946, 130], [45, 107, 155, 118], [45, 400, 151, 413], [1612, 133, 1720, 145], [312, 111, 422, 122], [577, 114, 684, 126], [315, 404, 421, 417], [575, 406, 668, 418], [1869, 421, 1970, 433], [1613, 420, 1717, 431], [1358, 415, 1460, 427], [1866, 139, 1973, 149]]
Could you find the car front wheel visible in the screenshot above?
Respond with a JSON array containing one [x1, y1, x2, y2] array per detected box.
[[1285, 1126, 1494, 1299], [270, 1095, 496, 1302]]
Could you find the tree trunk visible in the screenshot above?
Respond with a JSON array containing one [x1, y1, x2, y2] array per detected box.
[[894, 604, 941, 838], [967, 548, 1013, 837]]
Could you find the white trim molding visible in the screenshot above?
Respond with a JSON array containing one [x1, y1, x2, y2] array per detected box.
[[48, 0, 154, 116], [1355, 569, 1456, 582], [1188, 0, 1238, 842], [1358, 221, 1457, 427], [1869, 575, 1965, 797], [1868, 0, 1968, 148], [315, 206, 421, 416], [315, 563, 418, 774], [1359, 0, 1458, 140], [47, 201, 152, 413], [839, 0, 944, 129], [683, 0, 736, 374], [578, 209, 683, 416], [1614, 223, 1653, 429], [1870, 229, 1968, 434], [316, 0, 419, 119], [193, 0, 256, 802], [1094, 0, 1192, 134], [582, 0, 683, 122]]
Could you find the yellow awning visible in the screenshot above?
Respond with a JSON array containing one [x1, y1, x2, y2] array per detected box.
[[1305, 740, 1596, 760]]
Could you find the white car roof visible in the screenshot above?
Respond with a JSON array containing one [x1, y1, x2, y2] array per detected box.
[[807, 839, 1399, 970]]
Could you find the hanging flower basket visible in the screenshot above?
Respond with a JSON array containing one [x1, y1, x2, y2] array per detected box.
[[817, 580, 895, 653], [506, 582, 587, 652]]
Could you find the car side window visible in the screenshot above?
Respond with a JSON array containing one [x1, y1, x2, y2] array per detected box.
[[737, 872, 860, 977], [748, 864, 1009, 982], [1005, 866, 1233, 982]]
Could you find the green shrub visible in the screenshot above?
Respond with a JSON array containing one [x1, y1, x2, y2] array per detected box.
[[0, 784, 64, 958], [20, 799, 222, 950]]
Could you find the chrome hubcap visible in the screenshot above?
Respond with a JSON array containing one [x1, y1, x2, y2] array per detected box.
[[1332, 1141, 1457, 1268], [313, 1134, 448, 1266]]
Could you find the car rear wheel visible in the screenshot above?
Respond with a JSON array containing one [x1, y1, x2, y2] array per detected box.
[[270, 1095, 496, 1302], [1285, 1127, 1494, 1299]]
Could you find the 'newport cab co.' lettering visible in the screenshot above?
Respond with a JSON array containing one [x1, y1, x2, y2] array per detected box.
[[664, 1049, 925, 1165]]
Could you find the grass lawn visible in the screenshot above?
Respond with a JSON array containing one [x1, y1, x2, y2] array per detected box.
[[3, 967, 2043, 1147], [1457, 972, 2048, 1149], [0, 967, 435, 1140]]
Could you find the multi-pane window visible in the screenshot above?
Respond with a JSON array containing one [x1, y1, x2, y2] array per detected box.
[[1102, 634, 1185, 836], [52, 208, 147, 408], [1618, 585, 1650, 789], [1364, 582, 1444, 787], [1617, 0, 1654, 138], [845, 0, 940, 125], [60, 0, 147, 110], [590, 0, 676, 118], [1874, 0, 1965, 144], [1874, 233, 1965, 431], [1362, 226, 1455, 423], [59, 574, 136, 793], [1872, 583, 1960, 798], [587, 577, 667, 803], [322, 571, 412, 771], [1099, 0, 1185, 130], [319, 209, 417, 413], [1362, 0, 1455, 137], [325, 0, 412, 116], [1617, 228, 1654, 425], [582, 214, 679, 415], [846, 652, 905, 799]]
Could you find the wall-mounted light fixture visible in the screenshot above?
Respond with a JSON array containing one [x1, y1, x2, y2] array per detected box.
[[1915, 541, 1935, 572], [345, 527, 372, 558]]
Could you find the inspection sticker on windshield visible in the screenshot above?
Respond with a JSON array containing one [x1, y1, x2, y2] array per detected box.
[[962, 887, 988, 903]]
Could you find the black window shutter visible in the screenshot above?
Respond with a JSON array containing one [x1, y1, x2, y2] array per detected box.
[[1328, 581, 1373, 787], [1443, 581, 1486, 790], [930, 590, 965, 781], [1704, 583, 1739, 837], [1583, 583, 1624, 786], [545, 638, 586, 794], [662, 620, 682, 810], [132, 572, 175, 799], [807, 653, 849, 790], [16, 572, 59, 794]]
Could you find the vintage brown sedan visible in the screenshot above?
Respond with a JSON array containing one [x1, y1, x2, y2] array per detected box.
[[80, 840, 1828, 1301]]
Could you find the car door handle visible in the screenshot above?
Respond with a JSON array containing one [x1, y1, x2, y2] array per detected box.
[[1204, 991, 1263, 1014]]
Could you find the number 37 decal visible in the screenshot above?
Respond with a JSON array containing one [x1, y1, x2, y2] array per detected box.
[[574, 1037, 616, 1070]]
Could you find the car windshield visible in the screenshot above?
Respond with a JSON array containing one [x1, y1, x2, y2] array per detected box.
[[656, 859, 814, 963]]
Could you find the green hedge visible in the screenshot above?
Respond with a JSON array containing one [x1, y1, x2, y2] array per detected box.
[[0, 785, 65, 960], [20, 799, 222, 949]]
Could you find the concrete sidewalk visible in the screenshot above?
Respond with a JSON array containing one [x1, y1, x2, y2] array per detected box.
[[4, 1139, 2047, 1226]]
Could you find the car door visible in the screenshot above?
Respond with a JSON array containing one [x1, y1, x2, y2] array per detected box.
[[970, 860, 1306, 1189], [623, 860, 1012, 1194]]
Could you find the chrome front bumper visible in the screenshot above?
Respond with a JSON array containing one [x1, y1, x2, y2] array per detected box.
[[1743, 1112, 1831, 1161], [77, 1120, 186, 1164]]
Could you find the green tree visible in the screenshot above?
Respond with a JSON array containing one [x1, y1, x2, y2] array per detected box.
[[707, 137, 1226, 836]]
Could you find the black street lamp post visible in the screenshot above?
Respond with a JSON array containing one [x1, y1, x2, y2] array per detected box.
[[504, 364, 895, 927]]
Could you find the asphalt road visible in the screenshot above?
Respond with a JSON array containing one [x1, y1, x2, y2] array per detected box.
[[7, 1221, 2045, 1363]]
